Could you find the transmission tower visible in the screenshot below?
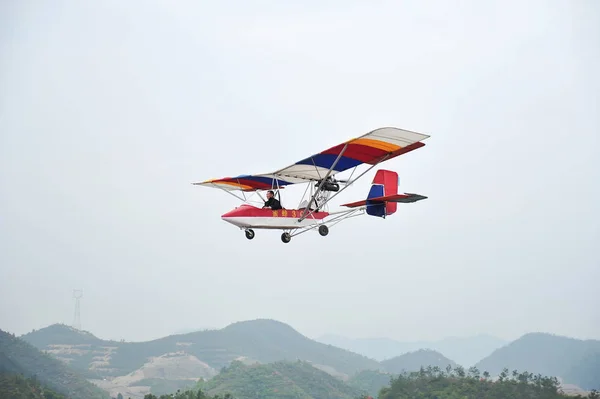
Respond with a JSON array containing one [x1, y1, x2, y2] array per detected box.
[[72, 289, 83, 330]]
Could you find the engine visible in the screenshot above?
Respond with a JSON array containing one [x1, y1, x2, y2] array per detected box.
[[315, 177, 340, 192]]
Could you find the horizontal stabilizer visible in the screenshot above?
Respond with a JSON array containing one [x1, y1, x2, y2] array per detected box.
[[342, 193, 427, 208]]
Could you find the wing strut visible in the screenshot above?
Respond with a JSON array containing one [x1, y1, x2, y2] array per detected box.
[[298, 143, 349, 221], [297, 153, 391, 222]]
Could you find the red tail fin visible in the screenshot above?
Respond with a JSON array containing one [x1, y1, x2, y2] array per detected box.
[[371, 170, 399, 215], [341, 169, 427, 217]]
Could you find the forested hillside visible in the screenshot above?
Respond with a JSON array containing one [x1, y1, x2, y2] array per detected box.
[[0, 329, 110, 399], [0, 373, 67, 399], [377, 367, 599, 399]]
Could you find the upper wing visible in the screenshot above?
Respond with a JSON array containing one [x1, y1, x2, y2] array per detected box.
[[192, 174, 303, 192], [193, 127, 429, 192]]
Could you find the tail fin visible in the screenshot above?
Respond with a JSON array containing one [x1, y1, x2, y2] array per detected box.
[[366, 170, 399, 217], [341, 169, 427, 217]]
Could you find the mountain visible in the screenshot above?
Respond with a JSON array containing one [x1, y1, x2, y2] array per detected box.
[[21, 319, 382, 397], [0, 329, 110, 399], [317, 333, 506, 366], [475, 332, 600, 390], [380, 349, 457, 374], [197, 360, 366, 399]]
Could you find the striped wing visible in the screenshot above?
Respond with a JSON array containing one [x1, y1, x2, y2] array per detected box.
[[193, 127, 429, 191]]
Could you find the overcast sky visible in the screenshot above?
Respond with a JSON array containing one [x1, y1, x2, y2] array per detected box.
[[1, 0, 598, 344]]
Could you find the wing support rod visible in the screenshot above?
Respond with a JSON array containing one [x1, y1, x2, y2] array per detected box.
[[297, 153, 391, 222], [212, 183, 246, 202], [299, 143, 349, 221]]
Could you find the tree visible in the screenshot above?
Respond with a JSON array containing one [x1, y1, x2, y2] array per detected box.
[[468, 366, 480, 379]]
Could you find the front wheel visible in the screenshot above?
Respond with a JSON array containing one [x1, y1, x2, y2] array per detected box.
[[318, 225, 329, 236]]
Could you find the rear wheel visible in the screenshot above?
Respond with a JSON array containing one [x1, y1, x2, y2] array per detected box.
[[245, 229, 255, 240], [281, 232, 291, 243], [318, 225, 329, 236]]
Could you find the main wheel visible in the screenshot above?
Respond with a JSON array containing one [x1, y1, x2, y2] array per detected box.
[[281, 232, 291, 243], [318, 225, 329, 236], [245, 229, 255, 240]]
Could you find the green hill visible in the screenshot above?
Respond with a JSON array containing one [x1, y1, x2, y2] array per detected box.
[[197, 360, 366, 399], [0, 329, 110, 399], [380, 349, 457, 374], [475, 332, 600, 390]]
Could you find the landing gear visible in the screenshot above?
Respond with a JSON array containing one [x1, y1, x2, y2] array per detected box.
[[318, 225, 329, 236], [245, 229, 255, 240], [281, 232, 291, 243]]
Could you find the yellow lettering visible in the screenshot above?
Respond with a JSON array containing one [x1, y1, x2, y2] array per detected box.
[[291, 210, 297, 218], [272, 210, 278, 217], [281, 209, 288, 217]]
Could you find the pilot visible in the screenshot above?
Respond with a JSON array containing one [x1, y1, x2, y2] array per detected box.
[[262, 190, 282, 210]]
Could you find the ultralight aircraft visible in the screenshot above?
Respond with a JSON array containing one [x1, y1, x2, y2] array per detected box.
[[193, 127, 430, 243]]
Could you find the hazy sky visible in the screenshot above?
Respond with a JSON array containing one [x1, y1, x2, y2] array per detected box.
[[1, 0, 598, 344]]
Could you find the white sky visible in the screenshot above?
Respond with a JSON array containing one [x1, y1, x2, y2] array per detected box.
[[1, 0, 599, 344]]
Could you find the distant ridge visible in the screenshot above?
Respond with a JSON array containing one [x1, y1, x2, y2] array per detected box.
[[475, 332, 600, 390], [317, 333, 507, 366], [381, 349, 457, 374]]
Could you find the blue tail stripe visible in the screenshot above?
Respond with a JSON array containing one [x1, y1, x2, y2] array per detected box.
[[366, 184, 386, 217]]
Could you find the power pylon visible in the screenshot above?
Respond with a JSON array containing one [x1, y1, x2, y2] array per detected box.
[[72, 289, 83, 330]]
